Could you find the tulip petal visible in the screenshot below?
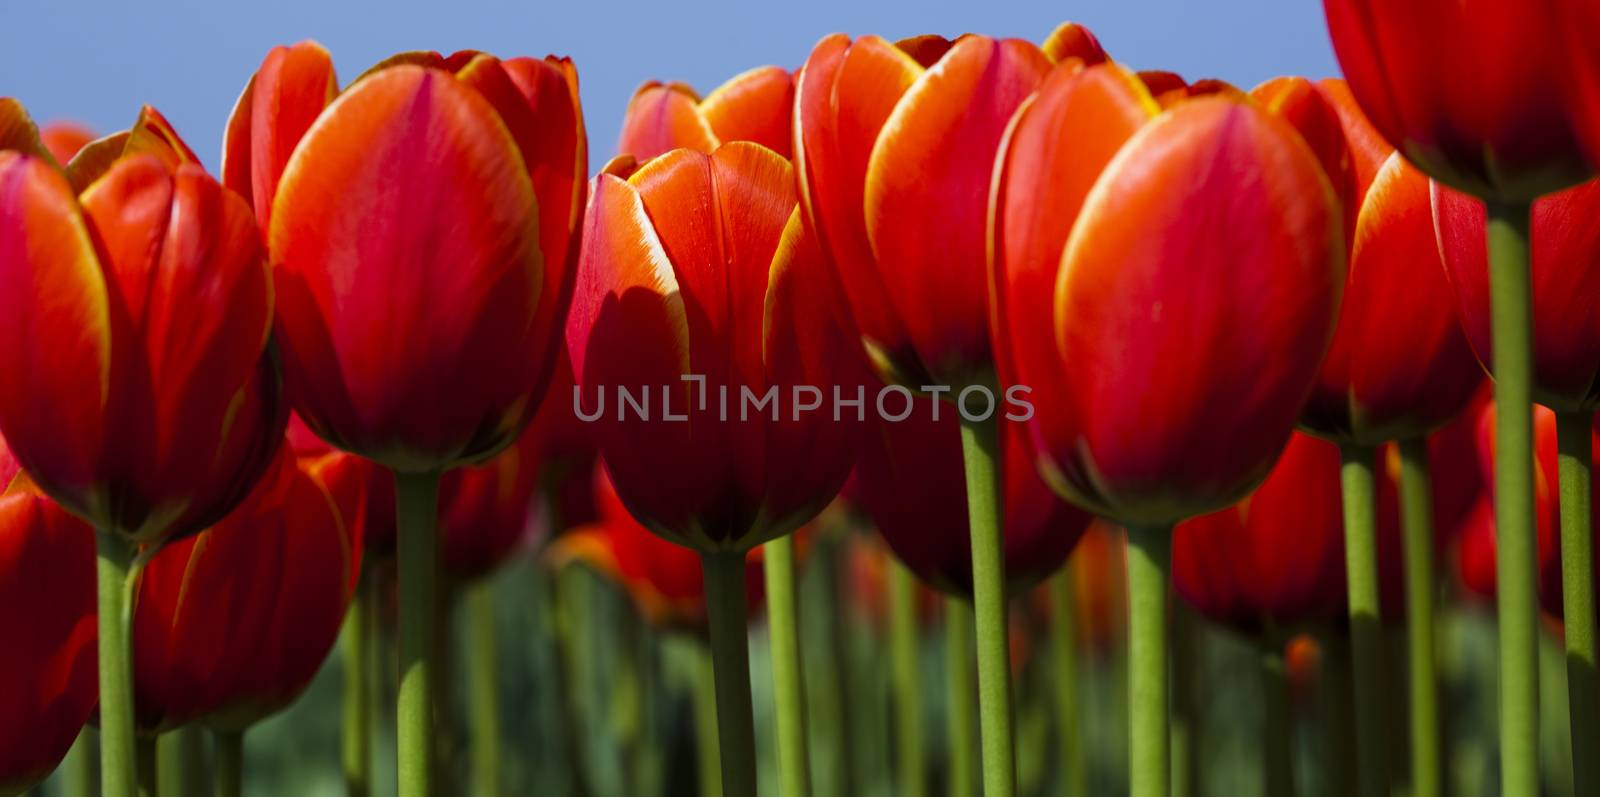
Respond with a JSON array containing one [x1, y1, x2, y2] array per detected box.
[[699, 66, 794, 157], [864, 35, 1051, 385], [228, 42, 337, 228], [1252, 77, 1358, 243], [0, 153, 115, 502], [893, 35, 954, 68], [0, 98, 49, 159], [1040, 22, 1108, 66], [269, 65, 544, 469], [63, 132, 131, 194], [617, 82, 716, 162], [125, 106, 202, 171]]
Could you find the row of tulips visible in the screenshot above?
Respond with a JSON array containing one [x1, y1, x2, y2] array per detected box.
[[4, 0, 1600, 795]]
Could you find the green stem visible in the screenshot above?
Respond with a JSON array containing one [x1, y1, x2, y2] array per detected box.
[[157, 726, 206, 797], [96, 529, 139, 797], [763, 535, 812, 796], [945, 597, 975, 797], [1557, 409, 1598, 795], [466, 579, 502, 797], [700, 550, 758, 796], [64, 729, 99, 797], [341, 575, 373, 797], [1338, 444, 1388, 797], [691, 639, 723, 797], [888, 560, 925, 797], [395, 470, 442, 797], [957, 416, 1015, 797], [1487, 199, 1539, 797], [1125, 522, 1172, 797], [1261, 642, 1294, 797], [817, 536, 857, 796], [1397, 438, 1441, 797], [212, 730, 242, 797], [136, 737, 157, 797], [1048, 571, 1085, 797]]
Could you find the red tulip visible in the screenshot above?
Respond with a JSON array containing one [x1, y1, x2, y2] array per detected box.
[[1323, 0, 1598, 200], [0, 104, 284, 543], [237, 43, 587, 471], [1174, 434, 1365, 633], [0, 449, 97, 795], [288, 414, 397, 560], [852, 395, 1091, 596], [565, 143, 860, 552], [1252, 77, 1482, 443], [1435, 178, 1600, 411], [1024, 519, 1126, 656], [990, 63, 1343, 523], [549, 464, 760, 629], [40, 121, 95, 165], [133, 444, 359, 731], [437, 421, 542, 583], [617, 66, 794, 161], [795, 31, 1065, 388]]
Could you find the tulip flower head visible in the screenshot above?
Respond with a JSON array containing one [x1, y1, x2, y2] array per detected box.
[[0, 443, 97, 796], [1435, 178, 1600, 412], [236, 43, 588, 472], [853, 395, 1091, 596], [565, 143, 861, 553], [39, 121, 95, 165], [438, 419, 544, 583], [1255, 77, 1482, 444], [288, 413, 397, 559], [618, 66, 794, 161], [133, 444, 359, 732], [1323, 0, 1599, 200], [795, 28, 1099, 389], [0, 103, 285, 544], [989, 63, 1344, 524]]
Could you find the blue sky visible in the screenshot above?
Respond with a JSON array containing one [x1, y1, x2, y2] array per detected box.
[[0, 0, 1339, 171]]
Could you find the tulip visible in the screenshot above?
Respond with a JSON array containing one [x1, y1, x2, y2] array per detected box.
[[0, 448, 97, 797], [796, 29, 1100, 793], [1436, 175, 1600, 782], [0, 102, 283, 797], [617, 66, 794, 161], [232, 43, 586, 795], [989, 61, 1342, 797], [40, 121, 95, 165], [1322, 4, 1600, 786], [566, 141, 858, 794], [132, 442, 357, 794]]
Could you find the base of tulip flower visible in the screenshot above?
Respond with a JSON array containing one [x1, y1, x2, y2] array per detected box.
[[1397, 438, 1441, 797], [957, 415, 1016, 797], [394, 470, 443, 797], [763, 534, 812, 797], [1259, 640, 1293, 797], [944, 596, 976, 797], [699, 550, 758, 796], [1049, 571, 1085, 797], [94, 528, 140, 797], [341, 575, 374, 797], [1556, 410, 1599, 796], [1124, 522, 1171, 797], [214, 729, 243, 797], [1486, 199, 1539, 797], [1337, 444, 1388, 797], [888, 560, 925, 797]]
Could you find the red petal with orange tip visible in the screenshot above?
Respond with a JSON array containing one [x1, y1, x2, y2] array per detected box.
[[222, 41, 337, 229], [1436, 177, 1600, 411], [700, 66, 795, 158], [1252, 77, 1357, 241], [0, 152, 115, 507], [1136, 71, 1189, 108], [124, 106, 202, 171], [0, 486, 97, 795], [1040, 21, 1108, 66], [991, 63, 1156, 459], [617, 82, 715, 162], [40, 122, 94, 165], [794, 34, 922, 377], [1048, 98, 1343, 522], [863, 35, 1051, 387], [269, 65, 545, 471]]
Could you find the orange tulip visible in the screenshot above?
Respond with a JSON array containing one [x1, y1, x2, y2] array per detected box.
[[565, 144, 859, 552], [1253, 77, 1481, 443], [617, 66, 794, 161], [795, 27, 1098, 388], [0, 445, 97, 795], [1323, 0, 1597, 200], [0, 103, 284, 543], [990, 63, 1342, 524], [39, 121, 95, 165], [133, 444, 358, 732], [235, 43, 587, 471]]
